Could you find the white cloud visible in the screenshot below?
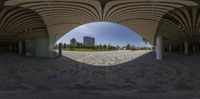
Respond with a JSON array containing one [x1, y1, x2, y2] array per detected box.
[[78, 25, 94, 35]]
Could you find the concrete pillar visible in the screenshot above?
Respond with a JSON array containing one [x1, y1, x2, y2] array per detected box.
[[184, 42, 188, 54], [59, 43, 62, 57], [156, 36, 163, 60], [169, 44, 172, 53], [19, 41, 22, 54]]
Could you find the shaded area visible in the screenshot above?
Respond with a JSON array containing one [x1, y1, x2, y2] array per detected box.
[[0, 52, 200, 98]]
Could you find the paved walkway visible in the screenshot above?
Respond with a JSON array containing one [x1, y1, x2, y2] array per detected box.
[[0, 51, 200, 99]]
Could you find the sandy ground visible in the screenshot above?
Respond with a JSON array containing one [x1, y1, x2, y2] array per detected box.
[[62, 50, 152, 66], [0, 50, 200, 99]]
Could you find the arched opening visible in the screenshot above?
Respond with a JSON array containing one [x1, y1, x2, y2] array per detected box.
[[1, 1, 200, 98], [56, 22, 152, 66]]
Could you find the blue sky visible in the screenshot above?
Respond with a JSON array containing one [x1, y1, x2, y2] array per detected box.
[[57, 22, 151, 47]]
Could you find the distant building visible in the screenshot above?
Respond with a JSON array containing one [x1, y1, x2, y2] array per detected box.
[[70, 38, 77, 46], [83, 36, 95, 46]]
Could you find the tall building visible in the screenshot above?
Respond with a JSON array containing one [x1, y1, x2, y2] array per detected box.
[[70, 38, 77, 46], [83, 36, 95, 46]]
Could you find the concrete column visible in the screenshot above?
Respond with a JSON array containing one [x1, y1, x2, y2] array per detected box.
[[154, 46, 156, 52], [19, 41, 22, 54], [169, 44, 172, 53], [59, 43, 62, 57], [156, 36, 163, 60], [184, 42, 188, 54]]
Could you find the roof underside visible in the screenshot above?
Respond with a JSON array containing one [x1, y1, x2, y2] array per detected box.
[[0, 0, 199, 45]]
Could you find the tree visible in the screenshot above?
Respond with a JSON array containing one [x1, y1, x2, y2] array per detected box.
[[131, 45, 136, 50], [99, 44, 102, 49], [103, 44, 107, 49], [116, 45, 120, 50], [63, 43, 67, 49], [108, 43, 111, 50], [126, 44, 131, 50], [77, 42, 83, 48]]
